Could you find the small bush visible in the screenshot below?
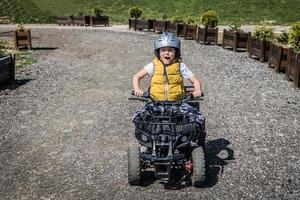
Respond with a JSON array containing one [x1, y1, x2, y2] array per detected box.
[[201, 10, 218, 28], [228, 20, 241, 32], [277, 29, 289, 45], [252, 23, 274, 41], [15, 51, 36, 69], [0, 44, 5, 57], [16, 23, 26, 32], [288, 22, 300, 51], [162, 13, 168, 20], [129, 6, 143, 18], [172, 15, 184, 23], [0, 39, 9, 58], [0, 50, 5, 57], [187, 16, 195, 24], [92, 6, 104, 16]]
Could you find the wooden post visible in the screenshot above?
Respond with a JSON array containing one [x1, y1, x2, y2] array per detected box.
[[285, 48, 292, 81], [203, 27, 207, 44], [222, 29, 225, 48], [215, 28, 218, 45], [233, 31, 238, 52], [294, 53, 300, 87], [247, 34, 251, 56], [274, 45, 282, 73], [10, 54, 15, 81], [260, 40, 265, 63]]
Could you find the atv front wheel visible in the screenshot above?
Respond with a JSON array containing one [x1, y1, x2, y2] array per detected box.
[[128, 146, 141, 185], [191, 146, 205, 186]]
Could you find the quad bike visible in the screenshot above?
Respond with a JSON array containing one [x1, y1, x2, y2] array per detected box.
[[128, 87, 206, 187]]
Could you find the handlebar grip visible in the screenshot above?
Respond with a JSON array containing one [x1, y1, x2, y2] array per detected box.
[[131, 91, 150, 98]]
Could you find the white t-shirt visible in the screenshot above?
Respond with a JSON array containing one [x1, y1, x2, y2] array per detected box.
[[144, 62, 194, 79]]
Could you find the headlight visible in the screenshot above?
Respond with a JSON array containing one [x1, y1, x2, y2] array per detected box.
[[141, 135, 149, 142], [181, 136, 188, 143]]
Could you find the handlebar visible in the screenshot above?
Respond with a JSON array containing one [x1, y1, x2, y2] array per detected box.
[[129, 90, 204, 102]]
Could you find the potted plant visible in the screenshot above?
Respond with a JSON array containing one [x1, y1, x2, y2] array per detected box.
[[128, 6, 143, 31], [183, 16, 197, 40], [91, 5, 109, 26], [248, 23, 274, 62], [268, 30, 289, 72], [197, 10, 219, 45], [154, 14, 168, 34], [0, 39, 15, 85], [286, 22, 300, 87], [73, 12, 90, 26], [14, 23, 32, 50], [222, 20, 249, 51]]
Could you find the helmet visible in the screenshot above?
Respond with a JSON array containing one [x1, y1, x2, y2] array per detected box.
[[154, 32, 181, 58]]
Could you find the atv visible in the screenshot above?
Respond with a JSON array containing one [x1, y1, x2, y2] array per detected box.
[[128, 87, 206, 187]]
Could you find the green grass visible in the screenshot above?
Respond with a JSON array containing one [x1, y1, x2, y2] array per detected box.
[[15, 51, 36, 69], [0, 0, 299, 25]]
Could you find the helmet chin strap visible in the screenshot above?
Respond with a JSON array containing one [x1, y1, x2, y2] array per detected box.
[[154, 50, 160, 58]]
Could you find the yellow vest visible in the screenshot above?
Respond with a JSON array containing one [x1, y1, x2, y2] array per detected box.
[[150, 58, 184, 101]]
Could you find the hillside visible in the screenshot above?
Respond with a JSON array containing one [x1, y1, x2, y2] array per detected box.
[[0, 0, 299, 24]]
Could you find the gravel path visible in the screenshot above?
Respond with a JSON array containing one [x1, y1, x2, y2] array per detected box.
[[0, 26, 299, 200]]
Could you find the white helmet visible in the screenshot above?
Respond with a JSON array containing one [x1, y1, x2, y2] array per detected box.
[[154, 32, 181, 58]]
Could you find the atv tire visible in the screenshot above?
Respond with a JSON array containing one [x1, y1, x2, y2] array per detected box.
[[128, 146, 141, 185], [191, 146, 205, 186]]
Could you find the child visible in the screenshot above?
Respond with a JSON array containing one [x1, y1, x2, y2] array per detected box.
[[133, 32, 202, 100], [132, 32, 205, 145]]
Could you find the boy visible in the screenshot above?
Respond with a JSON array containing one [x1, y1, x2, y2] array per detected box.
[[133, 32, 202, 101], [132, 32, 205, 143]]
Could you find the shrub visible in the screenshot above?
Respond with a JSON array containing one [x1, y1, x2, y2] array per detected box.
[[129, 6, 143, 18], [187, 16, 195, 24], [0, 50, 5, 57], [201, 10, 218, 28], [16, 23, 26, 32], [172, 15, 184, 23], [162, 13, 168, 20], [228, 20, 241, 32], [92, 6, 104, 16], [288, 22, 300, 51], [277, 29, 289, 45], [252, 23, 274, 41], [0, 39, 8, 57]]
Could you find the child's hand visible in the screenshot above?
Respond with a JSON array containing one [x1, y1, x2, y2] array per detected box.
[[192, 90, 201, 98], [134, 89, 144, 96]]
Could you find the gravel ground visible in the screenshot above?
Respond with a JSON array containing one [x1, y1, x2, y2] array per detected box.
[[0, 26, 299, 200]]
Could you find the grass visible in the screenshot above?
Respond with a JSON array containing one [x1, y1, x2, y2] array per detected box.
[[15, 51, 36, 69], [1, 38, 35, 70], [0, 0, 299, 25]]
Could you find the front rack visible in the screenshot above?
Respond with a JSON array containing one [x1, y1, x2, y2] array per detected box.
[[134, 114, 196, 136]]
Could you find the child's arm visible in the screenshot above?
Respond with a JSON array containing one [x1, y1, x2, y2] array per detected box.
[[133, 68, 148, 96], [189, 76, 202, 97]]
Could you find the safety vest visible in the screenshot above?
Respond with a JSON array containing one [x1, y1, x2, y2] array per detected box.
[[150, 58, 184, 101]]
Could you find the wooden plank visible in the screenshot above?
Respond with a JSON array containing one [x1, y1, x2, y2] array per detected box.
[[0, 54, 14, 85]]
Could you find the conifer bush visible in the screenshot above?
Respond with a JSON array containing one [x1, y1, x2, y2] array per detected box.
[[129, 6, 143, 19], [288, 22, 300, 51], [201, 11, 218, 28], [93, 6, 104, 16], [252, 23, 274, 41], [172, 15, 184, 23]]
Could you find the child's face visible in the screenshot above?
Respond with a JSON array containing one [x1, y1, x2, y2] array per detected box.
[[159, 47, 176, 65]]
